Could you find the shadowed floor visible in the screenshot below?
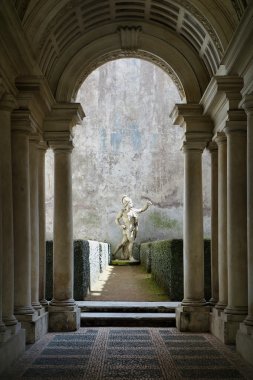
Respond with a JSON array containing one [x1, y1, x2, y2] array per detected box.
[[85, 265, 170, 302], [2, 327, 253, 379]]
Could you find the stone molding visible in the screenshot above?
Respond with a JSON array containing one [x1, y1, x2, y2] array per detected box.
[[200, 75, 245, 133], [214, 131, 227, 145], [224, 110, 247, 135], [15, 76, 55, 132], [240, 93, 253, 113], [207, 140, 218, 151], [118, 26, 142, 51], [11, 109, 37, 135], [73, 49, 186, 101], [0, 93, 17, 111], [44, 103, 85, 133]]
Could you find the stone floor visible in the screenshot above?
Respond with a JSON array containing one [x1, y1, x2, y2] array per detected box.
[[2, 327, 253, 379]]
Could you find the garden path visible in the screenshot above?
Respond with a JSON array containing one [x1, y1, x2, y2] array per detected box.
[[85, 264, 170, 302]]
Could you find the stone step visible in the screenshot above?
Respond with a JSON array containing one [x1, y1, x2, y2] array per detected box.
[[80, 312, 176, 327], [77, 301, 179, 313]]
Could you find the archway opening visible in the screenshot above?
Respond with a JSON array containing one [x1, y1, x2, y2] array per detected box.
[[45, 58, 211, 302]]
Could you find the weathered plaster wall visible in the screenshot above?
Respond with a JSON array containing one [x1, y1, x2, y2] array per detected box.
[[45, 59, 211, 247]]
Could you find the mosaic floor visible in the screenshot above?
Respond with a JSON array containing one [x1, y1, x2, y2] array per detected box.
[[2, 328, 253, 380]]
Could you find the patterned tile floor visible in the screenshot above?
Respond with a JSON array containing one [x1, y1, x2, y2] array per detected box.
[[2, 328, 253, 380]]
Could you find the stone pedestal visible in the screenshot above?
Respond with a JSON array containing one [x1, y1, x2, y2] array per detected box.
[[211, 307, 246, 344], [0, 326, 25, 375], [176, 306, 210, 332], [48, 305, 80, 332], [236, 323, 253, 365], [17, 310, 48, 344]]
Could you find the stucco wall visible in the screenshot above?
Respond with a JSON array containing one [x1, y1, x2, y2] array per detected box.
[[45, 59, 211, 247]]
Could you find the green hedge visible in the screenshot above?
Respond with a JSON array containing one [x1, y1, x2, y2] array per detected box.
[[140, 239, 211, 301], [46, 240, 109, 301]]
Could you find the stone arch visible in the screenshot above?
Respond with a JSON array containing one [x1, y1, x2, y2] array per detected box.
[[55, 25, 210, 103]]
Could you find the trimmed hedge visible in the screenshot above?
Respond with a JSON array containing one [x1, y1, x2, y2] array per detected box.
[[46, 240, 110, 301], [140, 239, 211, 301]]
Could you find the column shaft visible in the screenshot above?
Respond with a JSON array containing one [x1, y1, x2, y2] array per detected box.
[[244, 99, 253, 325], [215, 134, 228, 309], [208, 143, 218, 305], [30, 138, 41, 310], [225, 126, 247, 315], [12, 124, 34, 315], [51, 144, 74, 305], [38, 143, 48, 307], [182, 145, 205, 305], [0, 96, 17, 326]]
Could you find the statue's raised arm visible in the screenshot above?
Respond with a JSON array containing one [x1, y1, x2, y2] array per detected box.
[[113, 196, 152, 262]]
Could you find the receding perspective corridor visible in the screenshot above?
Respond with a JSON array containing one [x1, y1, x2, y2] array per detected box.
[[2, 328, 253, 380], [1, 0, 253, 377]]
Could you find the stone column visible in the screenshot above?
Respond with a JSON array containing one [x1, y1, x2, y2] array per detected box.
[[12, 111, 48, 344], [0, 94, 18, 330], [208, 141, 218, 305], [215, 133, 228, 310], [224, 112, 247, 343], [48, 139, 80, 331], [29, 137, 42, 312], [11, 111, 35, 317], [38, 142, 48, 308], [236, 94, 253, 364], [176, 139, 210, 332]]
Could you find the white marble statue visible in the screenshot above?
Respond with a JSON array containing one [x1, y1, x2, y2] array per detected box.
[[113, 195, 152, 261]]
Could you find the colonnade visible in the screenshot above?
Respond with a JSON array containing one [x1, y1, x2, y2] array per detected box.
[[0, 81, 84, 371], [172, 79, 253, 363]]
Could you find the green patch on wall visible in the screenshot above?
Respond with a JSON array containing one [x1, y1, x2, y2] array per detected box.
[[149, 211, 178, 229]]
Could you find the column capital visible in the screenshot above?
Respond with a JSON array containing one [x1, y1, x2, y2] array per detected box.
[[240, 93, 253, 114], [45, 132, 74, 152], [0, 93, 17, 111], [201, 75, 244, 114], [214, 131, 227, 145], [207, 140, 218, 152], [38, 140, 48, 151], [44, 102, 85, 133], [11, 110, 36, 135], [171, 104, 213, 150], [182, 138, 208, 152], [224, 110, 247, 135]]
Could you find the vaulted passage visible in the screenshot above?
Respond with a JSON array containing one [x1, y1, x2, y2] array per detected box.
[[0, 0, 253, 375]]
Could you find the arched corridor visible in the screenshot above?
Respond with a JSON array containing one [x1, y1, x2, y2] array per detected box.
[[0, 0, 253, 374]]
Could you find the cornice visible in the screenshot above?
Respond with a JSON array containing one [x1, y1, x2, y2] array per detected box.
[[44, 102, 85, 133]]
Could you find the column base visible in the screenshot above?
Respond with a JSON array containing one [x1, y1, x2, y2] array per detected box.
[[236, 322, 253, 366], [210, 307, 246, 344], [0, 325, 25, 375], [15, 310, 48, 344], [48, 304, 80, 332], [176, 305, 210, 332]]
